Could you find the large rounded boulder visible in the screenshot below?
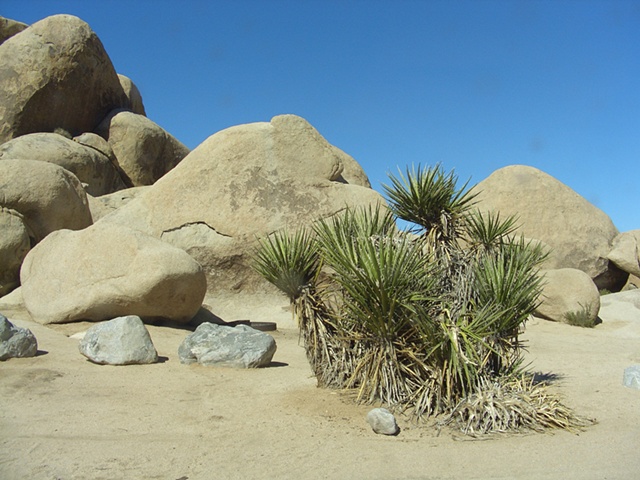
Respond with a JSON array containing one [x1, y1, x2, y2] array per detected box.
[[98, 114, 385, 301], [0, 14, 129, 143], [534, 268, 601, 326], [0, 159, 92, 243], [20, 222, 206, 324], [0, 132, 127, 196], [473, 165, 624, 291], [95, 110, 190, 186]]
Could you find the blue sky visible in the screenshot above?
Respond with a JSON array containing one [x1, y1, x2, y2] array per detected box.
[[5, 1, 639, 231]]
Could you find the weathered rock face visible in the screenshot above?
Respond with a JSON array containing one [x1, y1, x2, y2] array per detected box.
[[0, 133, 127, 196], [599, 290, 640, 324], [20, 222, 207, 324], [534, 268, 601, 326], [78, 315, 158, 365], [0, 14, 129, 143], [178, 323, 276, 368], [0, 314, 37, 360], [0, 159, 93, 243], [607, 230, 640, 279], [473, 165, 624, 291], [0, 208, 30, 297], [87, 186, 149, 222], [117, 74, 146, 116], [98, 114, 385, 298], [95, 110, 190, 186], [0, 16, 28, 45], [331, 145, 372, 187]]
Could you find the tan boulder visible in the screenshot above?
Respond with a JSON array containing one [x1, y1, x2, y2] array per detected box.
[[95, 110, 190, 186], [0, 16, 28, 45], [117, 74, 146, 116], [0, 208, 31, 297], [331, 145, 372, 187], [87, 186, 150, 222], [534, 268, 600, 326], [20, 223, 207, 324], [99, 114, 385, 299], [0, 132, 127, 196], [0, 14, 130, 143], [473, 165, 624, 291], [607, 230, 640, 278], [0, 159, 92, 243]]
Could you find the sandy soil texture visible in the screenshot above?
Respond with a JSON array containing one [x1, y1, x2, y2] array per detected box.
[[1, 306, 639, 480]]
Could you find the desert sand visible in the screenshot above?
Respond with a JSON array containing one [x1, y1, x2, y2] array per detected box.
[[1, 301, 639, 480]]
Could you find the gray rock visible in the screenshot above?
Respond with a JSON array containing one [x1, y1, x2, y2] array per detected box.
[[78, 315, 158, 365], [178, 323, 276, 368], [367, 408, 399, 435], [0, 314, 37, 360], [623, 365, 640, 390]]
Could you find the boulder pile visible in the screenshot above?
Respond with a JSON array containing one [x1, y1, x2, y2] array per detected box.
[[0, 12, 638, 338]]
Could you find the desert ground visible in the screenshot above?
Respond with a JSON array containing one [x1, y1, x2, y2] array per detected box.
[[1, 299, 639, 480]]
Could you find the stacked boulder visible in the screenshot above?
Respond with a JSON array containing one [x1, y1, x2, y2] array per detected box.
[[0, 13, 382, 329], [473, 165, 631, 325], [0, 14, 192, 312]]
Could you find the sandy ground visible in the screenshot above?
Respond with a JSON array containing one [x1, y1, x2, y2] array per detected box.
[[1, 303, 639, 480]]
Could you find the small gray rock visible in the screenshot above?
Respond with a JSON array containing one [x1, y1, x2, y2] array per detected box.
[[178, 323, 276, 368], [78, 315, 158, 365], [367, 408, 399, 435], [0, 314, 37, 360], [623, 365, 640, 390]]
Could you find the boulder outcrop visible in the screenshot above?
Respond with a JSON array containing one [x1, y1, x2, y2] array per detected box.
[[0, 14, 130, 143], [0, 159, 93, 244], [473, 165, 625, 291], [95, 110, 190, 186], [20, 222, 206, 324], [0, 132, 127, 196], [98, 114, 385, 299]]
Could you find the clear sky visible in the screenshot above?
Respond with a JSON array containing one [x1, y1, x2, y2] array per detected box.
[[4, 0, 639, 232]]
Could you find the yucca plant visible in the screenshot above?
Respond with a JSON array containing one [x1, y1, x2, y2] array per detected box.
[[383, 164, 477, 245], [253, 164, 584, 434], [314, 206, 440, 406], [465, 209, 520, 253], [252, 229, 332, 376]]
